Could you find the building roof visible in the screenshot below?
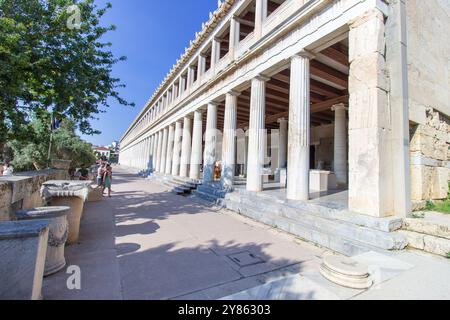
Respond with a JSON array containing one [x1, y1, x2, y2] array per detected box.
[[94, 147, 111, 151]]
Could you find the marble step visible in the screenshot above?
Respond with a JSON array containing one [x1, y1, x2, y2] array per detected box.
[[192, 189, 222, 204], [225, 199, 374, 256], [403, 212, 450, 240], [224, 196, 406, 256], [236, 195, 406, 250], [231, 189, 402, 233], [399, 230, 450, 257], [196, 185, 227, 198]]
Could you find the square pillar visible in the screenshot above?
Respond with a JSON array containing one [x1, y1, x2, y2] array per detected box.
[[229, 16, 240, 59], [255, 0, 268, 39], [179, 76, 186, 97], [198, 55, 206, 81], [348, 9, 394, 217], [211, 38, 221, 71]]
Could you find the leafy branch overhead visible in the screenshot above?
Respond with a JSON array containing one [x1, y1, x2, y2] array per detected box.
[[0, 0, 134, 147]]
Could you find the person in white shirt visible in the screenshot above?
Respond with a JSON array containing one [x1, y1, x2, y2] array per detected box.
[[2, 162, 13, 176]]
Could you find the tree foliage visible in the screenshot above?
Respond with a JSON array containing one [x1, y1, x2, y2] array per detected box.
[[9, 112, 97, 171], [0, 0, 133, 156]]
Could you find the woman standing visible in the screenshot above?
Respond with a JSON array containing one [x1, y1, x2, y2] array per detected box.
[[102, 165, 113, 197]]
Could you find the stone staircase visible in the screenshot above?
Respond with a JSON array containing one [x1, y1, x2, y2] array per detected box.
[[400, 212, 450, 258], [149, 173, 200, 195], [192, 182, 228, 205], [219, 188, 407, 257]]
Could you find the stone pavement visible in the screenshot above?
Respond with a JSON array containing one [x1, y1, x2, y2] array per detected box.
[[42, 166, 450, 300]]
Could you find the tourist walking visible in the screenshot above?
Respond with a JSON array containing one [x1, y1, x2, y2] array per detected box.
[[102, 165, 113, 197], [97, 164, 106, 187]]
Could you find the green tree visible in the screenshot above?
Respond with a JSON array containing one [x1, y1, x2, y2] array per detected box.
[[0, 0, 133, 158], [9, 112, 97, 171]]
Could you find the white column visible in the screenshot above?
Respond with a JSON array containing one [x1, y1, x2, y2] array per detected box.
[[247, 76, 269, 192], [160, 127, 169, 173], [165, 124, 175, 175], [173, 83, 179, 101], [140, 142, 144, 169], [180, 116, 192, 178], [332, 104, 348, 186], [144, 138, 150, 170], [255, 0, 268, 39], [152, 134, 159, 171], [172, 121, 183, 176], [221, 91, 239, 188], [278, 118, 288, 168], [187, 66, 195, 89], [244, 129, 249, 176], [211, 38, 221, 71], [167, 91, 172, 109], [198, 55, 206, 81], [179, 77, 186, 96], [203, 102, 218, 183], [155, 131, 163, 173], [287, 52, 313, 201], [148, 136, 154, 171], [190, 110, 204, 180], [229, 16, 240, 59]]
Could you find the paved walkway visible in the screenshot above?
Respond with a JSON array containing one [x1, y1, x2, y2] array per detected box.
[[43, 166, 450, 300]]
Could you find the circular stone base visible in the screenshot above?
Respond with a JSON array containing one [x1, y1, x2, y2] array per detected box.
[[320, 256, 373, 290]]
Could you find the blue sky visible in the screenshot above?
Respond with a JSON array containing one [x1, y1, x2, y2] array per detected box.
[[81, 0, 218, 146]]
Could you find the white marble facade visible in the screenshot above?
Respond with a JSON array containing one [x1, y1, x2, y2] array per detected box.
[[119, 0, 446, 219]]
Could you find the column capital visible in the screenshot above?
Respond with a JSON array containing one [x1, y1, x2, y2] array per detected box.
[[331, 103, 348, 112], [292, 49, 315, 60], [277, 117, 288, 124], [227, 90, 241, 97], [254, 74, 271, 82]]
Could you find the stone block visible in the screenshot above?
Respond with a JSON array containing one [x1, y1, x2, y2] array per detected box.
[[410, 126, 436, 158], [398, 230, 425, 250], [348, 88, 390, 130], [410, 165, 433, 201], [349, 53, 388, 92], [404, 215, 450, 240], [0, 220, 50, 300], [431, 167, 449, 199], [349, 9, 386, 62], [423, 235, 450, 257], [348, 125, 394, 217]]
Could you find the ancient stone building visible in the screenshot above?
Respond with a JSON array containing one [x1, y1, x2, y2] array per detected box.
[[119, 0, 449, 255]]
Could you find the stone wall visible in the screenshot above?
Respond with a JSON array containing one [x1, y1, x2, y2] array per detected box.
[[410, 108, 450, 203], [0, 170, 69, 221], [404, 0, 450, 206], [406, 0, 450, 124], [311, 124, 334, 170]]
